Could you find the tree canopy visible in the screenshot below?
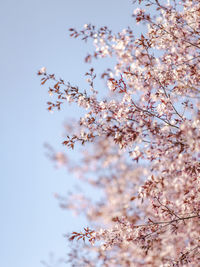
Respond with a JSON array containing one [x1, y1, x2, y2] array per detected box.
[[39, 0, 200, 266]]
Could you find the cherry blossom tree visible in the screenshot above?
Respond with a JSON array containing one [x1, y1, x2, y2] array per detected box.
[[39, 0, 200, 266]]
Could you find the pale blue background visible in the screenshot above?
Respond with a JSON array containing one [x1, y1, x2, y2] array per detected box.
[[1, 1, 139, 266]]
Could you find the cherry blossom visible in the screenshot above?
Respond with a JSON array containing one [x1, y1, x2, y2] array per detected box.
[[39, 0, 200, 266]]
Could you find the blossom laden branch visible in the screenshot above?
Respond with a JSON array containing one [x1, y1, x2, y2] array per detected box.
[[40, 0, 200, 265]]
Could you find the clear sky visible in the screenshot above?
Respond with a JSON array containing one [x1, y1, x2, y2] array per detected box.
[[1, 1, 140, 266]]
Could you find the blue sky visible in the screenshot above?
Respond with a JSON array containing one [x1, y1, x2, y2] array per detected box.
[[1, 1, 140, 266]]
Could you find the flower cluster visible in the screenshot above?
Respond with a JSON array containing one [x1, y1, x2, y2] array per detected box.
[[39, 0, 200, 266]]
